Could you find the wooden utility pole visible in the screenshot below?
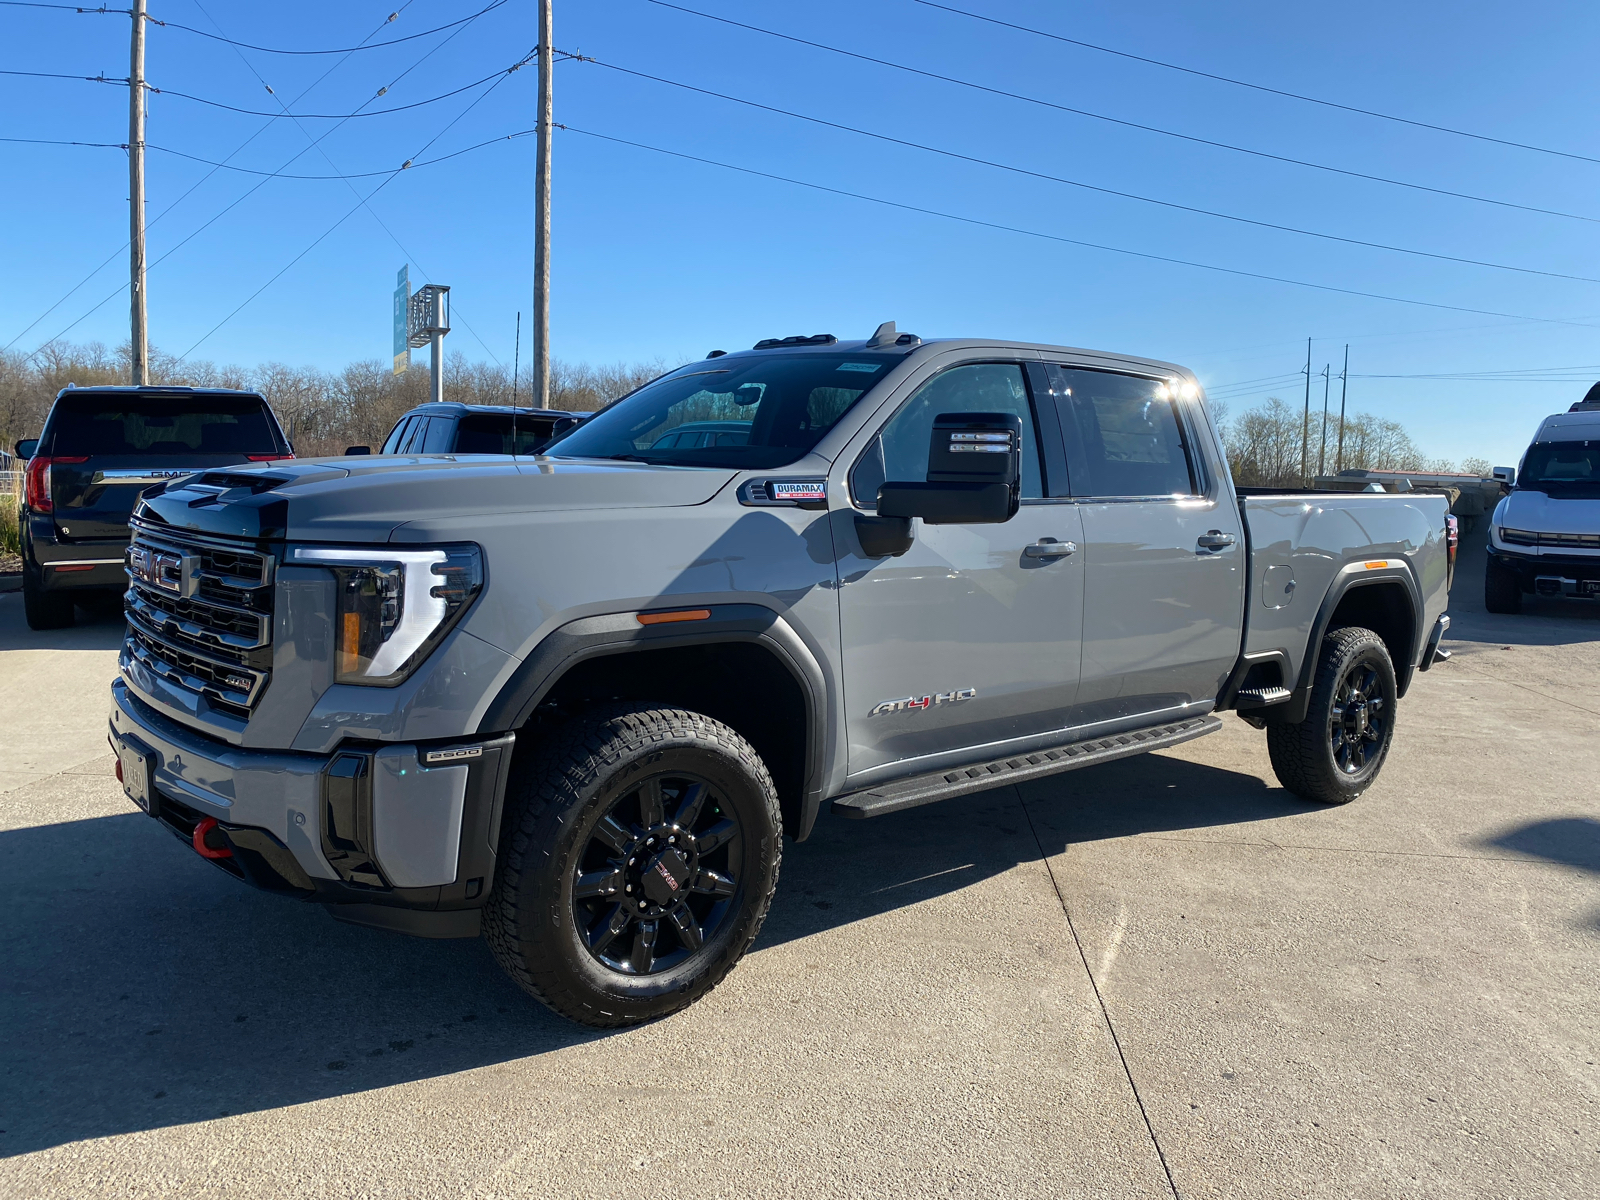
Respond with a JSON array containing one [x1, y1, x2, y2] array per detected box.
[[531, 0, 553, 408], [1318, 364, 1331, 476], [129, 0, 149, 384], [1299, 337, 1311, 484], [1336, 344, 1350, 472]]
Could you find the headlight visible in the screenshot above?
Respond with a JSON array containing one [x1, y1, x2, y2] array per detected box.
[[292, 544, 483, 685], [1496, 527, 1538, 546]]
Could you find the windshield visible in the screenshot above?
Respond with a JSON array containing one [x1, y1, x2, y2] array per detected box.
[[549, 353, 901, 468], [1520, 440, 1600, 495], [47, 394, 283, 456]]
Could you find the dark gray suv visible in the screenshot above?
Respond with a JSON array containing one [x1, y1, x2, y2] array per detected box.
[[359, 403, 588, 457]]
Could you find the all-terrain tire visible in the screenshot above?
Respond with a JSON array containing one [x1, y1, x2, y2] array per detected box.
[[1483, 556, 1522, 614], [22, 568, 74, 630], [1266, 626, 1397, 805], [484, 704, 782, 1028]]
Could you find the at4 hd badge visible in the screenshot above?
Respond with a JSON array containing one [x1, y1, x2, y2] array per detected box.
[[869, 688, 977, 716]]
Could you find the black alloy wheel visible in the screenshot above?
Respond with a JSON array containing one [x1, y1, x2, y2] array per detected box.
[[1328, 660, 1387, 777], [573, 773, 741, 977], [485, 704, 781, 1027], [1266, 625, 1397, 805]]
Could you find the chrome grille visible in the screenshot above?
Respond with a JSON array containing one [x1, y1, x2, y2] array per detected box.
[[123, 520, 274, 718]]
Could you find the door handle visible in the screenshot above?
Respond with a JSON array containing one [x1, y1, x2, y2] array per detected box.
[[1197, 530, 1237, 550], [1024, 539, 1077, 559]]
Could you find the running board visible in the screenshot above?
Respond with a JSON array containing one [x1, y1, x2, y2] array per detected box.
[[831, 715, 1223, 820]]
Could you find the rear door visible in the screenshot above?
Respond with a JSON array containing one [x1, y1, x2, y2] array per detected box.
[[836, 360, 1085, 781], [1044, 363, 1244, 725], [43, 392, 288, 540]]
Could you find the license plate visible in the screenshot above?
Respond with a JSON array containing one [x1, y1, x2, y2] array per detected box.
[[117, 737, 157, 817], [1582, 581, 1600, 598]]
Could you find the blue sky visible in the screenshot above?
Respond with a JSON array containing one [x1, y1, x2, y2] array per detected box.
[[4, 0, 1599, 466]]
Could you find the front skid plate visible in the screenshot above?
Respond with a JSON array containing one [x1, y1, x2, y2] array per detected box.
[[831, 715, 1223, 819]]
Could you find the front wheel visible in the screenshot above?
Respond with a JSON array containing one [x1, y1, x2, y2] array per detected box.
[[1484, 557, 1522, 614], [1266, 626, 1398, 805], [484, 704, 782, 1028]]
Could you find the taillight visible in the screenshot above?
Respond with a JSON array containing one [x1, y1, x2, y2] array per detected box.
[[23, 456, 87, 514], [1445, 515, 1459, 582], [246, 453, 294, 462]]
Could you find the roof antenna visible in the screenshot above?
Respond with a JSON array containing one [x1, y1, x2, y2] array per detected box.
[[864, 321, 897, 348]]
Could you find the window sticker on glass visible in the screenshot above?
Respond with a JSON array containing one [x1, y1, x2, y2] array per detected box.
[[836, 362, 882, 373]]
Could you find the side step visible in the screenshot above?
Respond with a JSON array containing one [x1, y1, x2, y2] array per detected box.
[[1235, 685, 1292, 708], [831, 714, 1223, 820]]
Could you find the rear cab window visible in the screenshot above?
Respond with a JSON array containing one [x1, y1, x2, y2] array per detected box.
[[1044, 366, 1203, 498], [45, 392, 286, 457]]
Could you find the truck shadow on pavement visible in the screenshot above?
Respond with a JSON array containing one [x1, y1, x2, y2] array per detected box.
[[0, 594, 126, 652], [0, 754, 1304, 1157]]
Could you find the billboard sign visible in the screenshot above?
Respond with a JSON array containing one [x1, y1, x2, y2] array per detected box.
[[392, 265, 410, 376]]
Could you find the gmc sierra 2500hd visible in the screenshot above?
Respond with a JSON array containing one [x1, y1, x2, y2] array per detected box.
[[108, 324, 1451, 1027]]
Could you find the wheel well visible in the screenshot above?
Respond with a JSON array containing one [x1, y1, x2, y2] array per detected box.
[[534, 642, 810, 837], [1324, 581, 1415, 676]]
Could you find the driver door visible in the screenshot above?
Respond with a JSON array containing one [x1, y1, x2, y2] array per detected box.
[[835, 361, 1085, 783]]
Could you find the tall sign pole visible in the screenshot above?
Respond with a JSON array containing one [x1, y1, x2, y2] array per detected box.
[[128, 0, 149, 384], [532, 0, 553, 409], [1336, 344, 1350, 473]]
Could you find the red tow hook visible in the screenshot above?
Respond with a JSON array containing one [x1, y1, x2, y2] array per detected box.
[[193, 816, 235, 860]]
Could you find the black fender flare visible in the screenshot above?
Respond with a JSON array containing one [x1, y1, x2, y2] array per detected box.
[[476, 604, 833, 841], [1281, 561, 1422, 724]]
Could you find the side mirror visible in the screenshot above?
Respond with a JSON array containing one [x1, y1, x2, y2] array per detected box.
[[1492, 466, 1515, 486], [15, 438, 38, 460], [344, 445, 372, 456], [876, 412, 1022, 525]]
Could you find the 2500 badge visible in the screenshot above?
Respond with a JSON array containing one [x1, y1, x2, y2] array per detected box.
[[869, 688, 976, 717]]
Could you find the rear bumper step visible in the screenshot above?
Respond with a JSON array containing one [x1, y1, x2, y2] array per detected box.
[[831, 714, 1222, 820]]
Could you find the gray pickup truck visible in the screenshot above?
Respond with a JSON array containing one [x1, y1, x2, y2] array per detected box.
[[108, 324, 1451, 1027]]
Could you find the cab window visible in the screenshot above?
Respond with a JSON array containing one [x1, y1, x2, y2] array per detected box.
[[851, 363, 1044, 507]]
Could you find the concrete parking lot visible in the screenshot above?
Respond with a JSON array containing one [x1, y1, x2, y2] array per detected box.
[[2, 530, 1596, 1199]]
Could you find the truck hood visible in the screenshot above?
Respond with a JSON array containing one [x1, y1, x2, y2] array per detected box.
[[131, 455, 739, 543], [1496, 489, 1600, 536]]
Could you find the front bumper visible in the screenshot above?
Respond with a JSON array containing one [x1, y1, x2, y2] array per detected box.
[[1489, 547, 1600, 596], [110, 680, 513, 933]]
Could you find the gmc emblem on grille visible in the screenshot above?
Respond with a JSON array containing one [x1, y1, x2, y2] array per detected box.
[[128, 545, 200, 598]]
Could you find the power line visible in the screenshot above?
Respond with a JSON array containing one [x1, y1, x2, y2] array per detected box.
[[175, 58, 523, 361], [639, 0, 1600, 228], [4, 2, 424, 352], [21, 0, 495, 356], [148, 54, 536, 120], [913, 0, 1600, 169], [147, 0, 508, 55], [184, 0, 528, 365], [561, 123, 1600, 330], [585, 56, 1600, 288], [0, 68, 125, 82], [0, 2, 126, 10]]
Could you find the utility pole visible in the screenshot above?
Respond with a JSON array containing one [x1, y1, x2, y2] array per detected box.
[[128, 0, 149, 385], [531, 0, 553, 409], [1300, 337, 1311, 485], [1336, 344, 1350, 472], [1318, 364, 1331, 477]]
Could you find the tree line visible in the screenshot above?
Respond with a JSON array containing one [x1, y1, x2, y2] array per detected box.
[[1, 340, 1487, 480], [0, 341, 664, 459]]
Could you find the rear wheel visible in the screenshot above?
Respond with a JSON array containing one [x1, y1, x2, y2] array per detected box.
[[484, 704, 782, 1028], [1266, 626, 1397, 805], [1483, 557, 1522, 614], [22, 568, 74, 630]]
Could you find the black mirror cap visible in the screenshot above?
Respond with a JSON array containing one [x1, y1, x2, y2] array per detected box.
[[927, 412, 1022, 488], [877, 481, 1015, 524], [344, 446, 372, 455], [15, 438, 38, 460]]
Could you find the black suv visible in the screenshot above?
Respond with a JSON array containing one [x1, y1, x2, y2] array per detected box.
[[355, 402, 588, 456], [15, 385, 292, 630]]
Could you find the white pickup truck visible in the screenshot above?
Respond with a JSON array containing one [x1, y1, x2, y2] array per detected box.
[[1487, 407, 1600, 612]]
